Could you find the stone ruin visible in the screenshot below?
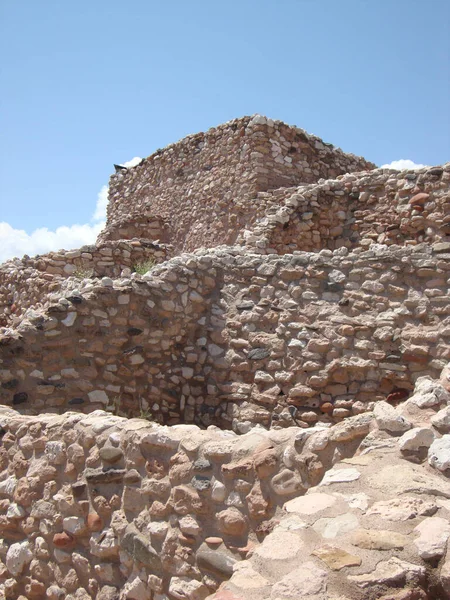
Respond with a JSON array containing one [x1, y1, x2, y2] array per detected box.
[[0, 115, 449, 599]]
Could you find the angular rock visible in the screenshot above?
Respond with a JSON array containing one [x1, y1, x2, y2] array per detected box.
[[374, 401, 412, 434], [398, 427, 435, 453], [6, 541, 32, 576], [413, 517, 450, 560], [428, 435, 450, 472]]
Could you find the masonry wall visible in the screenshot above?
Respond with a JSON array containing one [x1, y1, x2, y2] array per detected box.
[[240, 163, 450, 253], [0, 241, 171, 326], [99, 116, 375, 253], [0, 406, 371, 600], [0, 246, 448, 432]]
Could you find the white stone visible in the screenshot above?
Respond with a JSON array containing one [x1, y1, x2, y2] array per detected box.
[[408, 377, 450, 408], [374, 401, 412, 434], [398, 427, 435, 452], [168, 577, 208, 600], [181, 367, 194, 379], [428, 435, 450, 472], [30, 369, 44, 378], [61, 312, 77, 326], [349, 557, 425, 588], [211, 480, 227, 502], [6, 503, 26, 519], [90, 529, 119, 558], [0, 476, 17, 497], [329, 269, 346, 283], [101, 277, 113, 287], [431, 406, 450, 432], [129, 354, 145, 365], [63, 516, 86, 536], [319, 467, 361, 485], [270, 561, 327, 598], [45, 441, 66, 465], [121, 575, 149, 600], [337, 492, 370, 511], [179, 516, 201, 536], [284, 493, 336, 515], [88, 390, 109, 405], [313, 513, 359, 539], [147, 521, 169, 538], [413, 517, 450, 559], [6, 541, 32, 576]]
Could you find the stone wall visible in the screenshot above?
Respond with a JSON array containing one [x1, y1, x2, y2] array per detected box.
[[1, 369, 449, 600], [100, 116, 375, 252], [0, 404, 372, 600], [0, 240, 171, 326], [1, 245, 448, 432], [241, 163, 450, 253]]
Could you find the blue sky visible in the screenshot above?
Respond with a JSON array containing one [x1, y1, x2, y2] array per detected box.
[[1, 0, 449, 262]]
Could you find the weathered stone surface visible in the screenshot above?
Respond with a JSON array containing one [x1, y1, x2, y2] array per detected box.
[[350, 528, 410, 550], [398, 427, 435, 453], [284, 492, 336, 515], [428, 436, 450, 472], [374, 402, 412, 434], [270, 561, 328, 598], [85, 467, 126, 484], [313, 513, 360, 539], [6, 541, 32, 576], [312, 545, 362, 570], [168, 577, 208, 600], [197, 549, 236, 578], [348, 557, 425, 588], [319, 467, 360, 486], [366, 497, 437, 521], [413, 517, 450, 560]]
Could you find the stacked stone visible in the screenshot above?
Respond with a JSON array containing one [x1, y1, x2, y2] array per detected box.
[[241, 162, 450, 254], [0, 405, 368, 599], [208, 370, 450, 600], [101, 115, 374, 254], [0, 368, 449, 600], [0, 240, 171, 326], [0, 244, 448, 432]]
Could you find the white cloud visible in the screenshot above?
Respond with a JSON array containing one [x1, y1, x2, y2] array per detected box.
[[0, 184, 108, 264], [0, 157, 144, 264], [381, 159, 428, 170], [122, 156, 142, 168], [92, 185, 109, 222], [0, 221, 105, 264]]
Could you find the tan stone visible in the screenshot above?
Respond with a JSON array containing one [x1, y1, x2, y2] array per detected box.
[[350, 529, 410, 550], [312, 545, 362, 570]]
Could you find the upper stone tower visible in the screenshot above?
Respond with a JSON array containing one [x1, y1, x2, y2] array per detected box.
[[98, 115, 375, 252]]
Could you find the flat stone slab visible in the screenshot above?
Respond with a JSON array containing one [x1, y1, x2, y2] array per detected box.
[[366, 496, 437, 521], [313, 513, 359, 539], [349, 528, 410, 550], [284, 493, 336, 515], [312, 545, 362, 570], [319, 467, 361, 486]]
